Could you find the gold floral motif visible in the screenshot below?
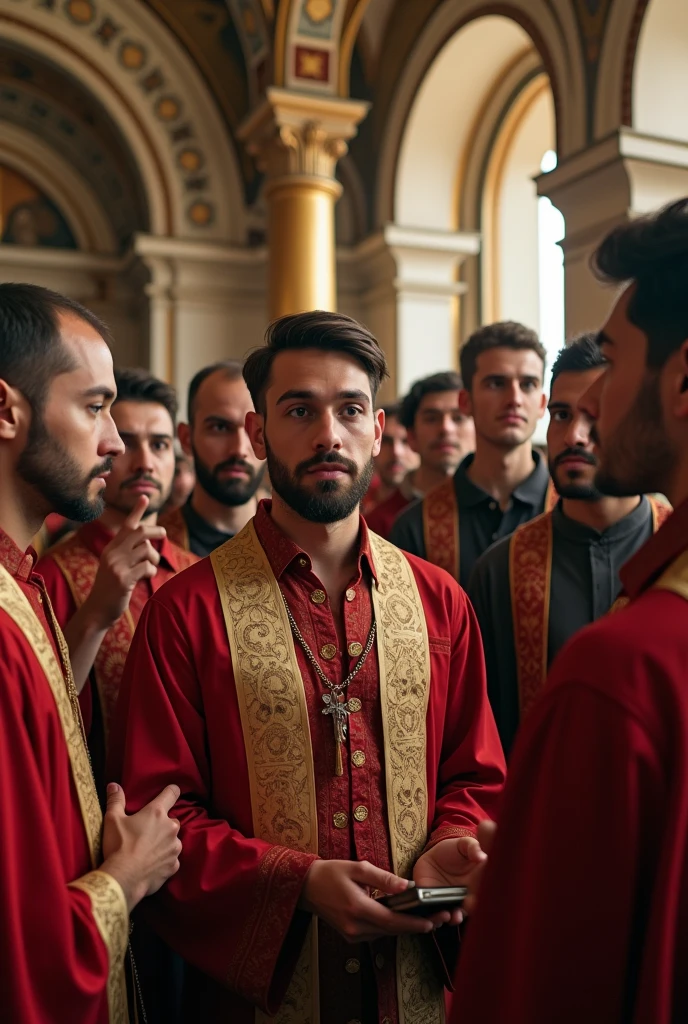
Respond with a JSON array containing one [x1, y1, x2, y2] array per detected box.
[[305, 0, 333, 24], [509, 511, 553, 720], [422, 478, 459, 581], [69, 871, 129, 1024]]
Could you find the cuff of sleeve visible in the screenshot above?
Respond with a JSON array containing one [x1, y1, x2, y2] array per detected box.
[[228, 846, 318, 1012], [69, 870, 129, 1023], [423, 825, 477, 854]]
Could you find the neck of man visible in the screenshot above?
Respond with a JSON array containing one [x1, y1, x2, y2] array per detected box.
[[0, 477, 46, 553], [269, 491, 360, 599], [467, 438, 535, 510], [191, 485, 257, 536], [561, 494, 641, 532], [99, 504, 159, 533], [411, 461, 454, 496]]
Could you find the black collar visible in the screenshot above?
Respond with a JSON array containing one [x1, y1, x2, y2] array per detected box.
[[453, 450, 550, 509]]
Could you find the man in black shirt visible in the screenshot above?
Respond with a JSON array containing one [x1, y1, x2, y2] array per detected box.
[[160, 361, 265, 557], [390, 322, 550, 586], [468, 334, 670, 756]]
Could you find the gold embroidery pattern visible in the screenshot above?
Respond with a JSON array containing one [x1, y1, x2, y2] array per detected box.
[[509, 512, 553, 720], [69, 871, 129, 1024], [0, 567, 128, 1022], [369, 532, 444, 1024], [422, 478, 459, 581], [654, 546, 688, 600], [211, 523, 319, 1024]]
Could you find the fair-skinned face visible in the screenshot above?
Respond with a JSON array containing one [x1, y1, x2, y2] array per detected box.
[[374, 415, 415, 487], [578, 286, 688, 500], [547, 367, 605, 499], [246, 349, 383, 524], [12, 312, 124, 521], [407, 391, 475, 474], [179, 372, 264, 507], [460, 348, 546, 448], [103, 401, 176, 517]]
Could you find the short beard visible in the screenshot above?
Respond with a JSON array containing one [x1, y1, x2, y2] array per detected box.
[[549, 450, 602, 502], [106, 473, 168, 518], [192, 449, 264, 508], [594, 372, 676, 498], [16, 414, 111, 522], [266, 442, 374, 524]]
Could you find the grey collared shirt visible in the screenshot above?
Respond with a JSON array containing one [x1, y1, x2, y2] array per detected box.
[[468, 496, 655, 757], [389, 452, 551, 587]]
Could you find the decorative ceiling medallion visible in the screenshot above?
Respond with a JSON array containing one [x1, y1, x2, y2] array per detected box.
[[119, 41, 147, 71], [304, 0, 333, 24], [177, 148, 204, 172], [294, 46, 329, 82], [155, 95, 181, 121], [188, 200, 214, 226], [65, 0, 96, 25]]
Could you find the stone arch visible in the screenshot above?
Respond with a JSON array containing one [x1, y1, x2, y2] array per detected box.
[[1, 0, 247, 243], [631, 0, 688, 142], [275, 0, 371, 97]]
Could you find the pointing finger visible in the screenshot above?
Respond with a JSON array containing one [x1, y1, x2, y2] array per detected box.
[[123, 495, 149, 531], [151, 784, 181, 814]]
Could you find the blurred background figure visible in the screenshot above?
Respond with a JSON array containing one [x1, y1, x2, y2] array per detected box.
[[362, 401, 417, 515], [163, 444, 196, 514]]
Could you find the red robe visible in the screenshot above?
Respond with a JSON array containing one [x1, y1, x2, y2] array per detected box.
[[0, 529, 113, 1022], [364, 487, 413, 539], [452, 496, 688, 1023], [110, 500, 505, 1023]]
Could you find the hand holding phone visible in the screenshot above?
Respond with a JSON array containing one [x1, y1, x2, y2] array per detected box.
[[378, 882, 467, 916]]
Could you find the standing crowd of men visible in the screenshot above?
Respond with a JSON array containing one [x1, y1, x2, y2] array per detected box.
[[1, 198, 688, 1024]]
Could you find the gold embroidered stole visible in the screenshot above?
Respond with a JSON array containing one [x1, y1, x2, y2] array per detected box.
[[211, 522, 443, 1024], [423, 476, 558, 583], [52, 541, 136, 749], [654, 546, 688, 601], [0, 565, 128, 1023], [511, 496, 672, 719]]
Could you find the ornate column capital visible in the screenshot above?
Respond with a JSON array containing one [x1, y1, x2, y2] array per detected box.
[[238, 87, 369, 183]]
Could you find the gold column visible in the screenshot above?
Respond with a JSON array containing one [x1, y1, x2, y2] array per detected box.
[[239, 88, 369, 318]]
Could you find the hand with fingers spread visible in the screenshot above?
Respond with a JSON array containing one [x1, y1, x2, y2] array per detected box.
[[85, 495, 166, 630], [298, 859, 436, 943], [413, 833, 489, 925], [101, 782, 183, 912]]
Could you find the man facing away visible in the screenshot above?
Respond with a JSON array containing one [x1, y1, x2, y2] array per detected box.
[[367, 372, 474, 539], [391, 323, 550, 587], [453, 199, 688, 1023], [38, 369, 197, 793], [160, 360, 265, 556], [361, 401, 417, 523], [468, 334, 670, 757], [0, 283, 181, 1023], [111, 310, 506, 1024]]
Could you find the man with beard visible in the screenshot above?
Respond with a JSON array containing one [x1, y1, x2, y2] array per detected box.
[[110, 310, 506, 1024], [452, 200, 688, 1023], [391, 324, 552, 587], [367, 374, 474, 539], [39, 368, 197, 792], [467, 334, 670, 757], [160, 361, 265, 557], [0, 283, 182, 1022]]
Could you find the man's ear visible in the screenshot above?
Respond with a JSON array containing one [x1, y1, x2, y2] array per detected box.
[[537, 387, 547, 421], [459, 388, 473, 417], [177, 421, 192, 456], [0, 379, 25, 440], [672, 339, 688, 420], [372, 408, 384, 458], [246, 410, 266, 460]]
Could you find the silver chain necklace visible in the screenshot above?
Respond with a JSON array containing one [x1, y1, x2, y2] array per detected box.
[[280, 592, 377, 776]]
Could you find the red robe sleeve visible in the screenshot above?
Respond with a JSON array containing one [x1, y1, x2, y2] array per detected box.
[[109, 594, 318, 1014], [0, 619, 112, 1023], [452, 625, 666, 1023]]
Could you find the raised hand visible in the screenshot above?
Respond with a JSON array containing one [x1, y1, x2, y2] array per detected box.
[[101, 782, 182, 911], [413, 833, 489, 925]]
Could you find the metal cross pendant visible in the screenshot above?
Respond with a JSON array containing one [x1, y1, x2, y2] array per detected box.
[[322, 693, 354, 777]]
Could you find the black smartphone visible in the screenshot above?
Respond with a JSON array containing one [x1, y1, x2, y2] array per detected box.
[[378, 883, 468, 916]]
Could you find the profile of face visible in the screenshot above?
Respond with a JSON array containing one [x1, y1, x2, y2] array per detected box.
[[374, 415, 416, 487], [407, 390, 475, 474], [580, 288, 680, 498], [461, 348, 546, 449], [15, 312, 124, 521], [102, 401, 176, 517], [246, 348, 383, 524], [179, 371, 265, 507], [547, 367, 606, 500]]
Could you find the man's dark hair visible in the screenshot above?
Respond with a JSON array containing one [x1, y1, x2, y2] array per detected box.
[[593, 198, 688, 369], [399, 371, 463, 429], [114, 367, 178, 426], [187, 360, 243, 422], [0, 282, 110, 410], [459, 321, 546, 391], [243, 311, 388, 414], [550, 333, 605, 388]]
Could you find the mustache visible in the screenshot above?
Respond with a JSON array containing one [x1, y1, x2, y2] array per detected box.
[[88, 457, 113, 481], [296, 451, 357, 476], [213, 457, 254, 477], [554, 447, 597, 468], [120, 472, 161, 491]]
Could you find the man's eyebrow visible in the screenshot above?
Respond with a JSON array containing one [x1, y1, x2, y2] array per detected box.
[[80, 386, 115, 400], [203, 415, 237, 425], [118, 431, 174, 441], [275, 388, 370, 405], [547, 401, 571, 411]]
